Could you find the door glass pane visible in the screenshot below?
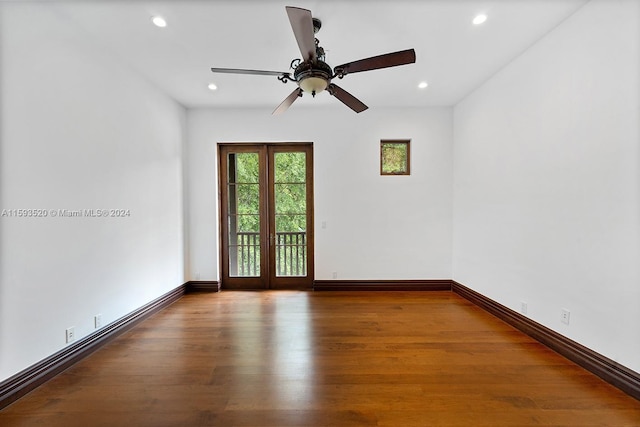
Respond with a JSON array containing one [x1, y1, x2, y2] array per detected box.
[[230, 152, 260, 183], [229, 183, 259, 214], [227, 152, 260, 277], [275, 184, 306, 214], [274, 152, 307, 277], [275, 152, 306, 183]]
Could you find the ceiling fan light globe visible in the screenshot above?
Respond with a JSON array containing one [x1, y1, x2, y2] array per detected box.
[[299, 77, 328, 95]]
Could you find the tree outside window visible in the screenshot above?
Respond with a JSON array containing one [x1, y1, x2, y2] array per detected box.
[[380, 140, 410, 175]]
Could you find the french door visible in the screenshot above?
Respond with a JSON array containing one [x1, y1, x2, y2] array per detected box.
[[219, 143, 314, 289]]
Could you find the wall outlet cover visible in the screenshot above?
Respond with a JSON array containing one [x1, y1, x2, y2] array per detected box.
[[95, 314, 103, 329], [65, 327, 75, 343]]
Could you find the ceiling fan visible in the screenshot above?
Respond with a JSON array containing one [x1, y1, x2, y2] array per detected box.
[[210, 6, 416, 114]]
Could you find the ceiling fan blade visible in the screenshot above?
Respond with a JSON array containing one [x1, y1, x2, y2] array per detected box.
[[334, 49, 416, 76], [210, 67, 291, 78], [285, 6, 316, 61], [273, 88, 303, 115], [328, 84, 368, 113]]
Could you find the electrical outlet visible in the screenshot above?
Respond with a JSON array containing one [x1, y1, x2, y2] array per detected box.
[[561, 308, 571, 325], [195, 272, 201, 280], [332, 272, 338, 279], [94, 314, 103, 329], [65, 327, 75, 343], [520, 302, 528, 315]]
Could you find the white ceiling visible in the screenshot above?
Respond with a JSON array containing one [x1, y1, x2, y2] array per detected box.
[[51, 0, 588, 110]]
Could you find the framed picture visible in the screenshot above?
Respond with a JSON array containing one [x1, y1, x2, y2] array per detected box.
[[380, 140, 410, 175]]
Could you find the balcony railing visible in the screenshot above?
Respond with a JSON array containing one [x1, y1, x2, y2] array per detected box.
[[231, 232, 260, 277], [274, 231, 307, 277], [231, 232, 306, 277]]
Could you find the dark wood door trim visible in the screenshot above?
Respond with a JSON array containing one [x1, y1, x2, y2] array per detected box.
[[267, 144, 314, 290], [218, 142, 314, 290], [218, 144, 268, 289]]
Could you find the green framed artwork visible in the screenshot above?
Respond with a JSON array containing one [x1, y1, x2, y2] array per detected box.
[[380, 140, 410, 175]]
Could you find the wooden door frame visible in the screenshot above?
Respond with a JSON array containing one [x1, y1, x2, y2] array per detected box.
[[267, 144, 314, 290], [218, 144, 268, 289], [218, 142, 314, 290]]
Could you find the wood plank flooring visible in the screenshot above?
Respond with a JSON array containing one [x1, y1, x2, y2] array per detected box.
[[1, 291, 639, 426]]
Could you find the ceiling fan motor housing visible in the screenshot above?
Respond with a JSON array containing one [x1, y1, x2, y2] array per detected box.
[[294, 60, 332, 97]]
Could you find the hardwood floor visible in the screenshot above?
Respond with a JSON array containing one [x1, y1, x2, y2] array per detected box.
[[1, 291, 638, 426]]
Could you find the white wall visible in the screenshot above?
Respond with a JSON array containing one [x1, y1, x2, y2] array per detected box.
[[187, 107, 453, 281], [6, 0, 635, 387], [453, 0, 640, 372], [0, 4, 186, 380]]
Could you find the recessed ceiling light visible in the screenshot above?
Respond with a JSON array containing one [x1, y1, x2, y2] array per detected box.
[[418, 81, 429, 89], [152, 16, 167, 28], [473, 14, 488, 25], [207, 83, 218, 91]]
